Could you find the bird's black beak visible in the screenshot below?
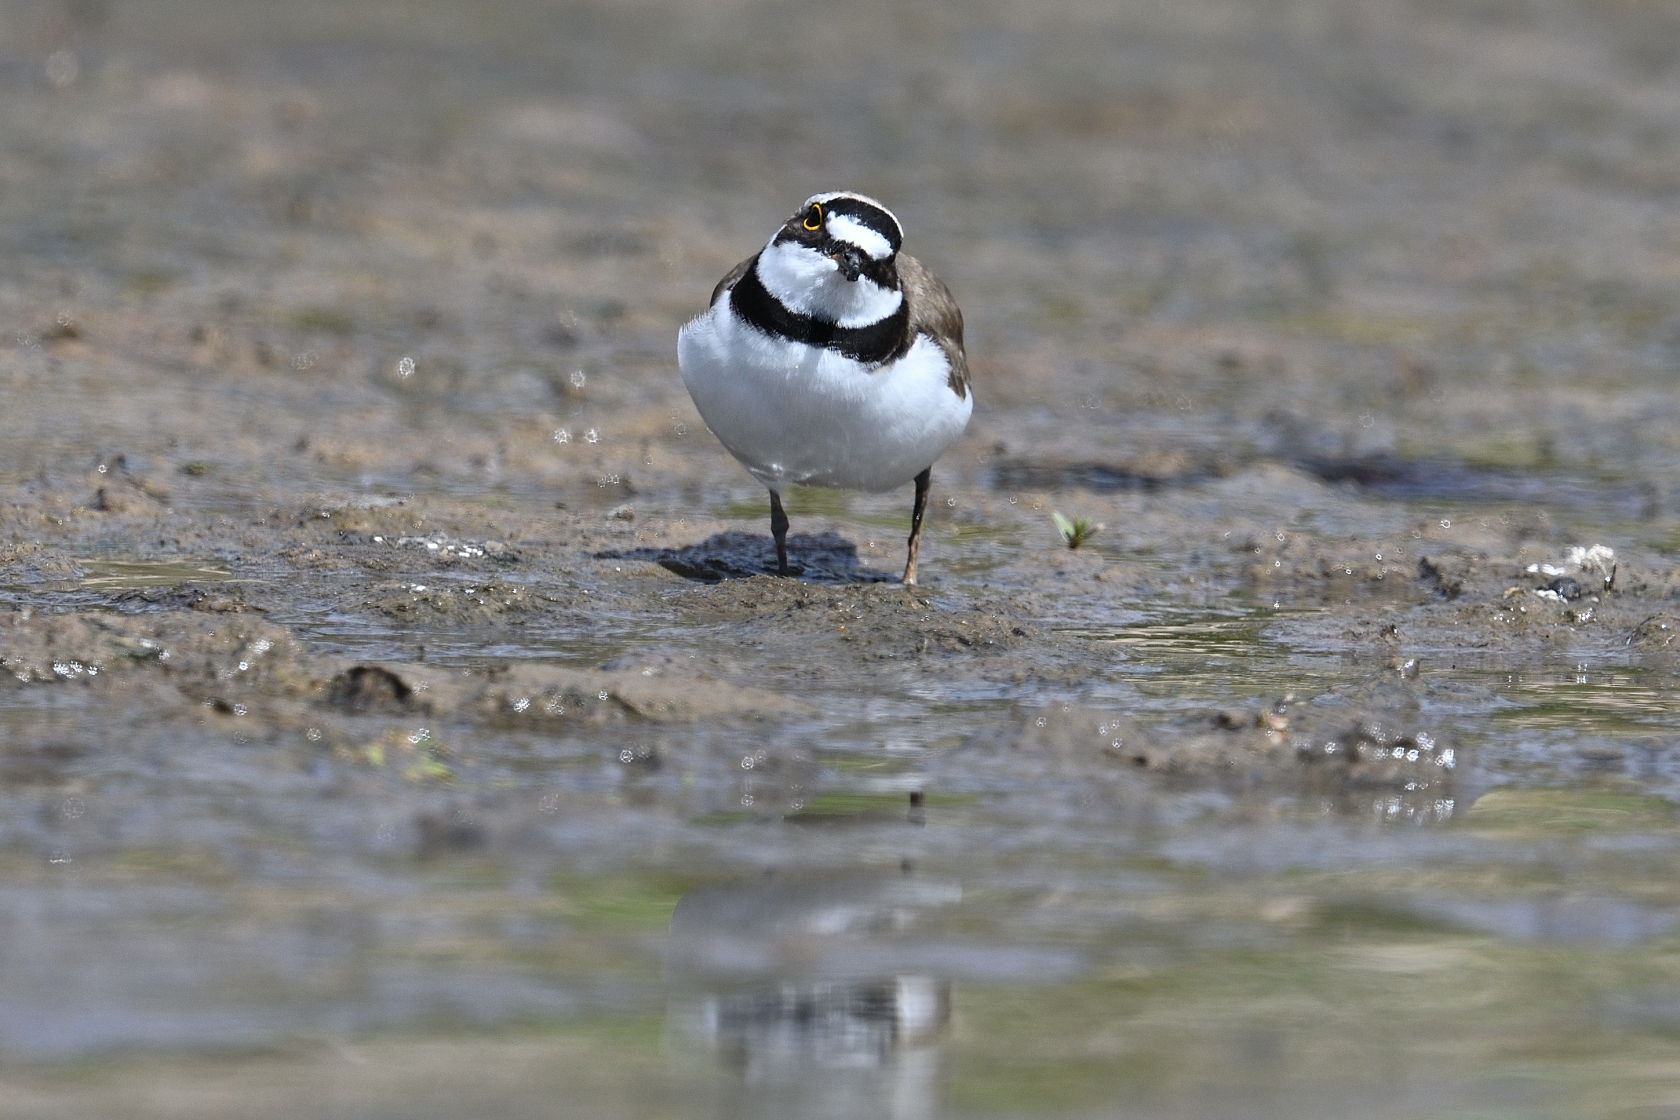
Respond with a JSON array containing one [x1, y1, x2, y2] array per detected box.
[[831, 245, 866, 282]]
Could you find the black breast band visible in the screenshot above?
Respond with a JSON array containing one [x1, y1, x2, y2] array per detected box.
[[730, 257, 911, 367]]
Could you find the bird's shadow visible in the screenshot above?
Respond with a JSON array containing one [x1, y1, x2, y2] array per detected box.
[[600, 530, 895, 584]]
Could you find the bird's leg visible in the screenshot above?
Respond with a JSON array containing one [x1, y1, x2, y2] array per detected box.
[[769, 489, 790, 576], [902, 467, 932, 586]]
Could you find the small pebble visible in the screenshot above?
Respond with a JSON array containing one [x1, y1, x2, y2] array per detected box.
[[1544, 576, 1581, 601]]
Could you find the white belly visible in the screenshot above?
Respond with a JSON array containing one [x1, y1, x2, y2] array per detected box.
[[677, 302, 973, 493]]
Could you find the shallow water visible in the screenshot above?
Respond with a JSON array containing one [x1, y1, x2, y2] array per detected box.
[[6, 0, 1680, 1116]]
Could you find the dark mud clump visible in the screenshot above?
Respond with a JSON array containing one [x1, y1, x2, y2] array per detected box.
[[326, 664, 414, 713], [0, 545, 84, 587], [320, 657, 807, 727], [0, 608, 321, 698], [967, 664, 1458, 814], [1627, 610, 1680, 672]]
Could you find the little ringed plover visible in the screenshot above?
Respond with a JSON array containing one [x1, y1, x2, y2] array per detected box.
[[677, 191, 972, 585]]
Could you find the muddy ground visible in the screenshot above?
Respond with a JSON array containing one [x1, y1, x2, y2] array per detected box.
[[6, 0, 1680, 1117]]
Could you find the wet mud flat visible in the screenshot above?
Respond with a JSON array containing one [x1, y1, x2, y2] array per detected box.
[[8, 0, 1680, 1116]]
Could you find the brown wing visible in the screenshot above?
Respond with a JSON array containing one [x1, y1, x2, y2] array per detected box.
[[897, 253, 969, 399], [709, 254, 757, 307]]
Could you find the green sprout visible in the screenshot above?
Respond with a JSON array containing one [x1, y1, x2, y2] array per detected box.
[[1052, 511, 1099, 549]]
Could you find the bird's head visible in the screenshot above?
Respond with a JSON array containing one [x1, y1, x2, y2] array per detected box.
[[775, 191, 903, 285]]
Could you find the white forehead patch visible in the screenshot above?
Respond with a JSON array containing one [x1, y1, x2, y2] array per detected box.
[[826, 213, 894, 261]]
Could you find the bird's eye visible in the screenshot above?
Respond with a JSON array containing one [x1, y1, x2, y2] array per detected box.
[[802, 204, 822, 232]]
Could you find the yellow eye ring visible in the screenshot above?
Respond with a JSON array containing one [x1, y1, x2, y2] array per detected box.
[[802, 204, 822, 232]]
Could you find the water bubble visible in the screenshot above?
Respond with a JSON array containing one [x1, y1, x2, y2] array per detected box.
[[62, 797, 85, 819], [305, 728, 322, 741], [397, 356, 415, 378], [741, 794, 754, 807], [539, 792, 561, 813], [44, 49, 77, 88], [56, 310, 75, 328], [620, 749, 635, 763], [292, 352, 315, 371], [1439, 519, 1451, 529], [553, 428, 570, 444], [570, 370, 587, 389], [376, 823, 395, 842], [1035, 717, 1046, 728], [408, 729, 431, 744], [740, 755, 755, 769], [946, 496, 956, 507], [597, 690, 608, 701], [47, 849, 72, 866], [96, 464, 107, 474], [512, 696, 530, 713], [1359, 413, 1374, 428], [585, 428, 600, 443], [232, 703, 248, 716]]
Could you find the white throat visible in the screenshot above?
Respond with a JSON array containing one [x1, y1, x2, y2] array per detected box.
[[754, 239, 902, 329]]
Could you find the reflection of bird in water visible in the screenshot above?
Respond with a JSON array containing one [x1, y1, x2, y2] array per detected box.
[[663, 869, 959, 1118], [679, 192, 972, 584], [700, 976, 949, 1071]]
